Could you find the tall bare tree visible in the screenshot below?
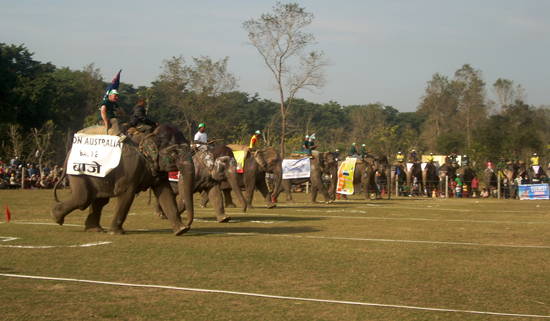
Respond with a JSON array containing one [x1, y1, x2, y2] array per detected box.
[[31, 120, 56, 175], [243, 2, 331, 156], [453, 64, 488, 149], [493, 78, 526, 112], [7, 124, 30, 160], [156, 55, 238, 139]]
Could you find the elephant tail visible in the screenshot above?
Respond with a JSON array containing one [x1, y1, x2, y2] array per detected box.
[[53, 149, 70, 202]]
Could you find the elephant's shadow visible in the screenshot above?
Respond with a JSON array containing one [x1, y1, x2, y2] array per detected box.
[[124, 225, 322, 235]]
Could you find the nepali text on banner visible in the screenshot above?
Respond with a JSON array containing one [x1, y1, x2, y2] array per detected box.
[[67, 134, 123, 178], [282, 157, 311, 179], [337, 157, 357, 195], [519, 184, 549, 200]]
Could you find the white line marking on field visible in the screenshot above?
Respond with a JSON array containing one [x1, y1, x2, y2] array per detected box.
[[0, 273, 547, 318], [0, 239, 111, 248], [188, 231, 550, 249]]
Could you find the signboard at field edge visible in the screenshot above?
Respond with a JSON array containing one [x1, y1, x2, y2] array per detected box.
[[519, 184, 550, 200]]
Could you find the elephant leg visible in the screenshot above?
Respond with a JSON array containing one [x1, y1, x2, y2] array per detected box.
[[312, 176, 332, 204], [108, 191, 136, 235], [223, 188, 237, 208], [84, 198, 109, 232], [208, 186, 231, 223], [51, 177, 94, 225], [282, 180, 295, 204], [200, 190, 209, 208], [256, 178, 276, 208], [153, 198, 167, 220], [152, 182, 190, 236]]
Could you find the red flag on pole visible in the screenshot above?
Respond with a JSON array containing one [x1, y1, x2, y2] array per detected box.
[[5, 204, 11, 222]]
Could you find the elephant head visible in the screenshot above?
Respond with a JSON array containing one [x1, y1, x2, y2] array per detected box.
[[373, 155, 392, 198], [254, 147, 283, 195]]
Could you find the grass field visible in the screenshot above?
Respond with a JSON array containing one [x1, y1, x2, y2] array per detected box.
[[1, 189, 550, 320]]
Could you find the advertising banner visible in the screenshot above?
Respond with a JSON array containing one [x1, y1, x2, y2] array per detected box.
[[519, 184, 549, 200], [337, 157, 357, 195]]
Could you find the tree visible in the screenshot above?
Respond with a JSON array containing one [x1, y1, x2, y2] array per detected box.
[[31, 120, 56, 175], [155, 55, 238, 139], [493, 78, 525, 111], [243, 2, 331, 156], [452, 64, 488, 149], [417, 73, 458, 150]]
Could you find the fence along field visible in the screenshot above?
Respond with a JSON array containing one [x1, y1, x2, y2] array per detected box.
[[1, 189, 550, 320]]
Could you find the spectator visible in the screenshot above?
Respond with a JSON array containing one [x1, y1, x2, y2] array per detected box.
[[471, 176, 479, 196], [480, 188, 489, 198], [402, 182, 410, 197]]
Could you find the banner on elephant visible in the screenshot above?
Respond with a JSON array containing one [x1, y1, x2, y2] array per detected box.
[[233, 150, 245, 173], [337, 157, 356, 195], [67, 134, 123, 178], [519, 184, 549, 200], [282, 157, 310, 179]]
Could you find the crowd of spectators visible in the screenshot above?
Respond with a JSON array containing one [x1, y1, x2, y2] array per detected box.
[[0, 157, 66, 189]]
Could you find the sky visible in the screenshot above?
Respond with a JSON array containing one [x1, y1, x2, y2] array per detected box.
[[1, 0, 549, 112]]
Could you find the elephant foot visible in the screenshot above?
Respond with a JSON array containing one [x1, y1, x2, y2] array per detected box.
[[174, 226, 190, 236], [267, 203, 277, 209], [218, 216, 231, 223], [199, 204, 206, 208], [51, 209, 65, 226], [85, 227, 104, 233], [225, 204, 237, 208], [326, 200, 334, 204], [154, 212, 168, 220], [108, 228, 125, 235], [247, 203, 255, 209]]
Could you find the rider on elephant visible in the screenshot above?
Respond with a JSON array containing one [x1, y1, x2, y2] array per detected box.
[[349, 143, 361, 160], [308, 134, 318, 157], [485, 159, 494, 172], [396, 151, 404, 164], [98, 89, 126, 136], [497, 155, 507, 171], [128, 97, 158, 135], [360, 144, 371, 158], [462, 155, 470, 167], [250, 130, 261, 150], [531, 153, 540, 166], [448, 152, 458, 165], [194, 123, 208, 150], [510, 149, 519, 165], [410, 149, 418, 162], [302, 135, 311, 156], [426, 152, 434, 164]]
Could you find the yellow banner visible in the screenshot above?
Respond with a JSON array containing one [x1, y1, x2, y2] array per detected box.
[[233, 150, 245, 173], [337, 157, 356, 195]]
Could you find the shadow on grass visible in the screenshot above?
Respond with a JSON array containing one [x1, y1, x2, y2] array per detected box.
[[126, 225, 322, 236], [0, 267, 19, 274]]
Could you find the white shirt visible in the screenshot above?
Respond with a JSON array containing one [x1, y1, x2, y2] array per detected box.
[[194, 131, 207, 144]]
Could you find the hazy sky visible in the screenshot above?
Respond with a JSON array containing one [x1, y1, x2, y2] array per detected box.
[[2, 0, 549, 112]]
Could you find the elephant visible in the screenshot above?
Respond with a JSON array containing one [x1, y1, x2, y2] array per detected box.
[[201, 145, 283, 209], [422, 162, 438, 197], [483, 170, 498, 192], [51, 125, 195, 236], [528, 165, 546, 184], [406, 162, 423, 196], [154, 145, 247, 223], [390, 163, 406, 196], [338, 157, 379, 200], [367, 155, 392, 199], [438, 163, 457, 193], [455, 165, 476, 187], [273, 151, 337, 204]]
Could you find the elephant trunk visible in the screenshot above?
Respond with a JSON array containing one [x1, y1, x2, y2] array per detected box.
[[271, 161, 283, 201], [385, 167, 391, 199], [422, 170, 428, 196], [226, 161, 247, 212], [178, 160, 195, 228]]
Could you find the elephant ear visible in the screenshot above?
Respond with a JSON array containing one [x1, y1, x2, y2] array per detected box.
[[254, 150, 268, 172], [141, 138, 159, 165]]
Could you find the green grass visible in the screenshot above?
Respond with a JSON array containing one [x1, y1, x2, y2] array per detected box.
[[1, 189, 550, 320]]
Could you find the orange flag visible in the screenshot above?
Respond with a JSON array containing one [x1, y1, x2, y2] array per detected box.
[[5, 204, 10, 222]]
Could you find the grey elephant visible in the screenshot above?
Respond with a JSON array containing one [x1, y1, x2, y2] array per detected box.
[[422, 162, 438, 197], [365, 155, 392, 199], [438, 163, 457, 192], [155, 145, 247, 222], [528, 165, 546, 183], [390, 163, 406, 196], [51, 125, 195, 236], [455, 165, 476, 187], [406, 162, 423, 196], [201, 145, 283, 209], [273, 151, 337, 204], [338, 157, 379, 200]]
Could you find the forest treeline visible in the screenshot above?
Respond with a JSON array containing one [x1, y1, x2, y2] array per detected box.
[[1, 43, 549, 175]]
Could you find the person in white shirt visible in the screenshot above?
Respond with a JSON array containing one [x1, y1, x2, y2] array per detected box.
[[194, 123, 208, 149]]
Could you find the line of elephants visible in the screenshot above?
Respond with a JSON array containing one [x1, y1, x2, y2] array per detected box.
[[51, 125, 543, 236]]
